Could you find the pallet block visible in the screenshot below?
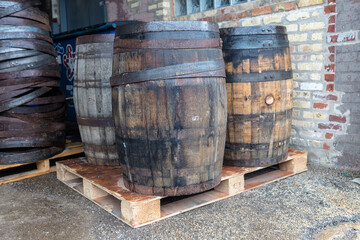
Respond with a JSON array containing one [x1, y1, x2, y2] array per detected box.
[[0, 141, 84, 185], [56, 149, 307, 228]]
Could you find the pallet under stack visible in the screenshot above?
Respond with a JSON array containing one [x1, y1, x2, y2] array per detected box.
[[56, 148, 307, 228]]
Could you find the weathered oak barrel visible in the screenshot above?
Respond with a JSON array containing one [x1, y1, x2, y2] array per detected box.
[[220, 26, 293, 167], [111, 21, 227, 196], [74, 34, 120, 166]]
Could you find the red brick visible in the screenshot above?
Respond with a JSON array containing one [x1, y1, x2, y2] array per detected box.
[[318, 123, 342, 130], [324, 4, 336, 14], [327, 94, 337, 100], [329, 15, 336, 24], [290, 45, 295, 52], [232, 11, 249, 19], [215, 13, 231, 22], [328, 46, 336, 53], [325, 64, 335, 72], [329, 54, 335, 62], [273, 1, 297, 12], [313, 93, 338, 101], [200, 17, 213, 22], [325, 132, 334, 139], [330, 115, 346, 123], [252, 6, 272, 16], [323, 143, 331, 150], [328, 0, 336, 3], [328, 24, 335, 32], [326, 84, 334, 92], [313, 103, 328, 109], [325, 74, 335, 82]]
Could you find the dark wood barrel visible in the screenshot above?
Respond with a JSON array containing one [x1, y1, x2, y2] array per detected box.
[[220, 26, 293, 167], [74, 34, 120, 166], [111, 21, 227, 196]]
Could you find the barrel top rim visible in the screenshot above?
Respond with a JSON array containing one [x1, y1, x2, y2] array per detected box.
[[220, 25, 287, 36], [76, 34, 115, 45], [116, 21, 219, 35]]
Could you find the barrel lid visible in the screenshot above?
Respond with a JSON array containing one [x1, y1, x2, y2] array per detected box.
[[76, 34, 115, 45], [116, 21, 219, 36], [220, 26, 287, 36]]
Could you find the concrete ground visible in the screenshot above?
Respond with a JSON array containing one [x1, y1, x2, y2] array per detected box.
[[0, 165, 359, 240]]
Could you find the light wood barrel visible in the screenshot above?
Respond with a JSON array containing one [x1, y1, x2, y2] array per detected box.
[[74, 34, 120, 166], [111, 21, 227, 196], [220, 26, 293, 167]]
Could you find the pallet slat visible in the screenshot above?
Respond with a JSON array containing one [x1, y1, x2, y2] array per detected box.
[[0, 142, 84, 185], [56, 148, 307, 228]]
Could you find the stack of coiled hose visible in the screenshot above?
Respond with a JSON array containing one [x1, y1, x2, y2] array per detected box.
[[0, 0, 66, 164]]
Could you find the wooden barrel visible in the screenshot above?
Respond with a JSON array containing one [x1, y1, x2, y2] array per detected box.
[[220, 26, 293, 167], [111, 21, 227, 196], [74, 34, 120, 166]]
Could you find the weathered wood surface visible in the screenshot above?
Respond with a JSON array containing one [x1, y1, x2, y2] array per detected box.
[[221, 26, 293, 167], [56, 148, 307, 228], [111, 21, 227, 196], [74, 34, 120, 166]]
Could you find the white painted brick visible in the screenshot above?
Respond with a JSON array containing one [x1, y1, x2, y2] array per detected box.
[[300, 130, 323, 138], [298, 62, 323, 71], [310, 54, 324, 61], [241, 18, 261, 26], [293, 100, 311, 108], [263, 15, 282, 25], [300, 22, 325, 31], [303, 111, 328, 120], [286, 11, 310, 22], [288, 33, 308, 42], [294, 91, 311, 98], [298, 44, 323, 52], [310, 73, 321, 81], [285, 24, 298, 32], [311, 32, 323, 41], [301, 82, 323, 90], [292, 120, 315, 128]]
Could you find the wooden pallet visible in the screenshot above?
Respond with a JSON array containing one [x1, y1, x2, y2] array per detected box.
[[56, 148, 307, 228], [0, 141, 84, 185]]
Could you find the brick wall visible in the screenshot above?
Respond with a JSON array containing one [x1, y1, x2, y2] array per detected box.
[[106, 0, 360, 169], [105, 0, 171, 22]]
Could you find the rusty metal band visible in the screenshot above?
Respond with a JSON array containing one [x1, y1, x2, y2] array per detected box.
[[116, 21, 219, 35], [0, 69, 60, 80], [110, 60, 225, 86], [11, 7, 49, 25], [116, 125, 225, 142], [114, 38, 222, 50], [0, 32, 53, 43], [0, 17, 51, 31], [76, 34, 115, 45], [223, 152, 289, 167], [77, 117, 115, 127], [0, 25, 49, 35], [0, 77, 57, 88], [0, 53, 50, 70], [0, 40, 56, 56], [0, 56, 58, 73], [225, 138, 290, 151], [122, 174, 222, 196], [26, 92, 65, 105], [0, 0, 40, 18], [227, 110, 293, 122], [220, 26, 287, 36], [0, 49, 42, 61], [0, 88, 30, 102], [222, 39, 289, 50], [226, 70, 293, 83], [0, 123, 65, 138], [12, 105, 66, 118], [83, 143, 117, 152], [8, 102, 63, 114], [0, 146, 64, 165], [0, 87, 50, 113], [0, 133, 65, 149]]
